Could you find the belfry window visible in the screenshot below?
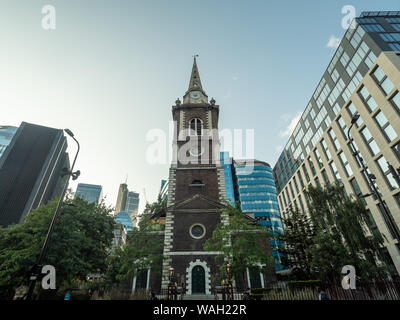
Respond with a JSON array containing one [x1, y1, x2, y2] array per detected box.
[[190, 118, 203, 136]]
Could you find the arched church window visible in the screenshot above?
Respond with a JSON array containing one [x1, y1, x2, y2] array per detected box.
[[190, 118, 203, 136]]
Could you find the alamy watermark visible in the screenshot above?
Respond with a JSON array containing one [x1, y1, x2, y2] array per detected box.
[[145, 122, 255, 173], [341, 265, 356, 290], [341, 5, 357, 30], [41, 4, 56, 30]]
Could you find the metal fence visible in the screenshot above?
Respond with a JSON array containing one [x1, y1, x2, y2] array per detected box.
[[325, 280, 400, 300], [98, 280, 400, 300], [257, 280, 400, 300]]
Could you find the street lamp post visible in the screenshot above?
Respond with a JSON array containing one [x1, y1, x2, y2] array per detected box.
[[168, 267, 174, 300], [347, 115, 400, 243], [26, 129, 80, 300], [226, 263, 233, 300]]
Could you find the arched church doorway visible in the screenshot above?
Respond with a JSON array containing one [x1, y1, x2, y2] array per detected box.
[[191, 265, 205, 294]]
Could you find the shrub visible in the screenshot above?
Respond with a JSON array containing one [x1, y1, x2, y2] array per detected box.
[[286, 280, 321, 290]]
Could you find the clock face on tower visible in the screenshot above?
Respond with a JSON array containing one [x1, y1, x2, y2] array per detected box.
[[190, 91, 201, 100], [189, 146, 204, 157]]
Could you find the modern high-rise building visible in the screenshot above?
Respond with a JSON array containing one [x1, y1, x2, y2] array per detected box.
[[0, 122, 70, 227], [220, 152, 285, 272], [114, 211, 134, 232], [74, 183, 103, 204], [0, 126, 18, 159], [220, 152, 235, 204], [114, 183, 139, 226], [273, 11, 400, 274], [159, 179, 168, 201]]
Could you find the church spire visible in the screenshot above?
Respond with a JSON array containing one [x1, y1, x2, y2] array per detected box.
[[188, 55, 203, 92], [183, 55, 208, 104]]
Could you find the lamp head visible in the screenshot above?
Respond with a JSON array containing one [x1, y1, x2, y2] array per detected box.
[[64, 129, 74, 137], [351, 114, 360, 124]]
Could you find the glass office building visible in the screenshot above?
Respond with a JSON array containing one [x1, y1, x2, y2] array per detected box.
[[273, 11, 400, 274], [233, 159, 285, 271], [159, 179, 168, 201], [75, 183, 103, 204], [114, 211, 134, 232], [114, 183, 139, 226], [0, 126, 18, 159], [220, 152, 286, 272], [0, 122, 70, 227], [220, 152, 235, 204]]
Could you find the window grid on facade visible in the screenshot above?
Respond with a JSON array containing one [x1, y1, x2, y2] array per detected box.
[[337, 116, 349, 140], [302, 164, 310, 182], [360, 126, 381, 156], [329, 128, 341, 151], [372, 66, 395, 96], [339, 151, 353, 177], [374, 110, 398, 142], [330, 161, 342, 184], [390, 91, 400, 113], [314, 148, 323, 168], [308, 156, 316, 176], [347, 102, 363, 127], [361, 23, 385, 32], [297, 171, 305, 188], [376, 155, 400, 190], [392, 141, 400, 161], [358, 86, 378, 112], [321, 139, 332, 161], [321, 170, 330, 185]]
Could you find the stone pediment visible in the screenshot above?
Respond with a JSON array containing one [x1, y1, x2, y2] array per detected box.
[[167, 194, 227, 211]]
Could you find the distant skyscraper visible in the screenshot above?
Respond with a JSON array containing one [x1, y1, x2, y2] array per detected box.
[[159, 179, 168, 201], [220, 152, 235, 204], [0, 122, 70, 227], [114, 183, 139, 226], [114, 211, 134, 232], [0, 126, 18, 159], [75, 183, 103, 204]]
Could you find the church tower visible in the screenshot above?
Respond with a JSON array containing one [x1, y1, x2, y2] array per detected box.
[[161, 57, 228, 294]]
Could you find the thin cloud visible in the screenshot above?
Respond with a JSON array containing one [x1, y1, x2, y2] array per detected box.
[[326, 35, 340, 49], [280, 112, 302, 137]]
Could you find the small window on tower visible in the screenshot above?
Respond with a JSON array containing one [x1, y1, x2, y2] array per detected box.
[[190, 118, 203, 136]]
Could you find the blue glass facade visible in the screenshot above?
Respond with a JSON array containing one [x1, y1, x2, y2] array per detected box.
[[114, 211, 134, 232], [0, 126, 18, 159], [159, 179, 168, 201], [233, 160, 285, 271], [75, 183, 103, 204], [220, 152, 235, 204], [220, 153, 286, 272]]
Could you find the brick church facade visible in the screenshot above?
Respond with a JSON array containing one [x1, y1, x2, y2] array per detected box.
[[141, 58, 273, 295]]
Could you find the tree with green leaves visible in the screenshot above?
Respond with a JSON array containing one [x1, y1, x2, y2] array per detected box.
[[204, 203, 274, 287], [277, 208, 315, 280], [105, 195, 166, 287], [304, 184, 392, 282], [0, 197, 115, 299]]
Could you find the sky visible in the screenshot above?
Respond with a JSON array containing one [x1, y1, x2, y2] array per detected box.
[[1, 0, 399, 214]]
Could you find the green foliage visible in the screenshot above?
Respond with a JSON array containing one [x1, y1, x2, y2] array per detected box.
[[0, 197, 115, 299], [204, 203, 274, 281], [105, 196, 165, 284], [278, 208, 314, 279], [304, 184, 392, 282], [286, 280, 322, 290]]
